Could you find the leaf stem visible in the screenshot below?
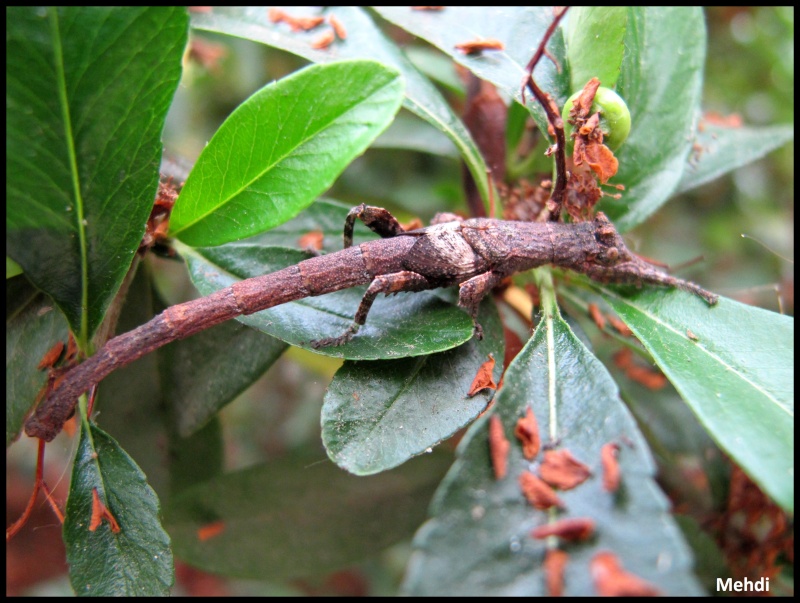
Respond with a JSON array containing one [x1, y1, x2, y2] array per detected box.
[[534, 267, 560, 441]]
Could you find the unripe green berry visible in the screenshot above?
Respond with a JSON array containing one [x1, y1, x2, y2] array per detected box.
[[562, 86, 631, 151]]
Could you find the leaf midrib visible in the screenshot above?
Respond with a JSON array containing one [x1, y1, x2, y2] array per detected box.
[[50, 8, 90, 347]]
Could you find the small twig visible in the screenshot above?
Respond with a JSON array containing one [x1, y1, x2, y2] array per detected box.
[[6, 439, 63, 540], [521, 7, 570, 221]]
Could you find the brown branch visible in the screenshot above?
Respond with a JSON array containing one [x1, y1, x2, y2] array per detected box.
[[521, 7, 570, 221], [24, 242, 398, 442], [24, 208, 717, 442]]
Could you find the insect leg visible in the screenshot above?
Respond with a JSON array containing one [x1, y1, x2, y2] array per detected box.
[[590, 260, 719, 305], [343, 204, 406, 249], [458, 271, 505, 339], [310, 271, 434, 348]]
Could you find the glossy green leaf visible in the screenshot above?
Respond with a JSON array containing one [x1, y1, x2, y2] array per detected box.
[[600, 287, 794, 513], [168, 418, 224, 496], [565, 7, 628, 91], [65, 423, 173, 596], [405, 311, 702, 595], [162, 320, 288, 438], [323, 296, 503, 475], [182, 242, 472, 360], [6, 257, 23, 279], [598, 7, 706, 231], [374, 6, 571, 138], [170, 60, 404, 246], [165, 451, 452, 579], [677, 123, 795, 194], [6, 7, 187, 342], [404, 45, 465, 97], [189, 6, 493, 211], [6, 277, 70, 445], [371, 111, 460, 159]]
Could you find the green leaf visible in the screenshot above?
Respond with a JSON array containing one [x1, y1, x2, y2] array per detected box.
[[170, 60, 404, 246], [167, 418, 224, 496], [65, 423, 173, 596], [374, 6, 571, 138], [190, 6, 493, 212], [6, 7, 188, 342], [565, 7, 628, 91], [322, 297, 503, 475], [677, 123, 795, 194], [404, 317, 699, 596], [404, 313, 703, 595], [182, 243, 473, 360], [600, 287, 794, 513], [371, 111, 460, 159], [6, 277, 70, 445], [164, 451, 452, 580], [6, 257, 23, 279], [162, 320, 287, 438], [599, 7, 706, 231]]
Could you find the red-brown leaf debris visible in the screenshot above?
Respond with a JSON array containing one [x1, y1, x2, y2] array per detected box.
[[311, 30, 335, 50], [328, 15, 347, 40], [468, 354, 498, 397], [601, 442, 621, 493], [540, 449, 592, 490], [531, 517, 595, 542], [298, 230, 324, 251], [590, 551, 660, 596], [89, 488, 121, 534], [514, 407, 541, 460], [568, 78, 620, 185], [543, 549, 569, 597], [268, 8, 324, 32], [37, 341, 65, 370], [588, 303, 606, 331], [607, 314, 632, 337], [518, 471, 564, 510], [613, 348, 667, 390], [488, 415, 510, 480], [196, 520, 226, 542], [454, 38, 505, 55]]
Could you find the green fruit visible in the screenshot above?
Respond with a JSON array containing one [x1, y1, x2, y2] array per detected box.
[[562, 86, 631, 151]]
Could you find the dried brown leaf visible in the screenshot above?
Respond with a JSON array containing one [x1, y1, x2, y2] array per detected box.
[[532, 517, 595, 542], [311, 30, 335, 50], [89, 487, 121, 534], [607, 315, 632, 337], [514, 407, 540, 460], [601, 442, 621, 493], [518, 471, 564, 510], [543, 549, 569, 596], [37, 341, 65, 370], [298, 230, 324, 251], [591, 551, 660, 596], [328, 15, 347, 40], [468, 354, 497, 397], [454, 38, 505, 55], [540, 449, 592, 490], [588, 303, 606, 331], [488, 415, 510, 480], [196, 520, 226, 542]]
